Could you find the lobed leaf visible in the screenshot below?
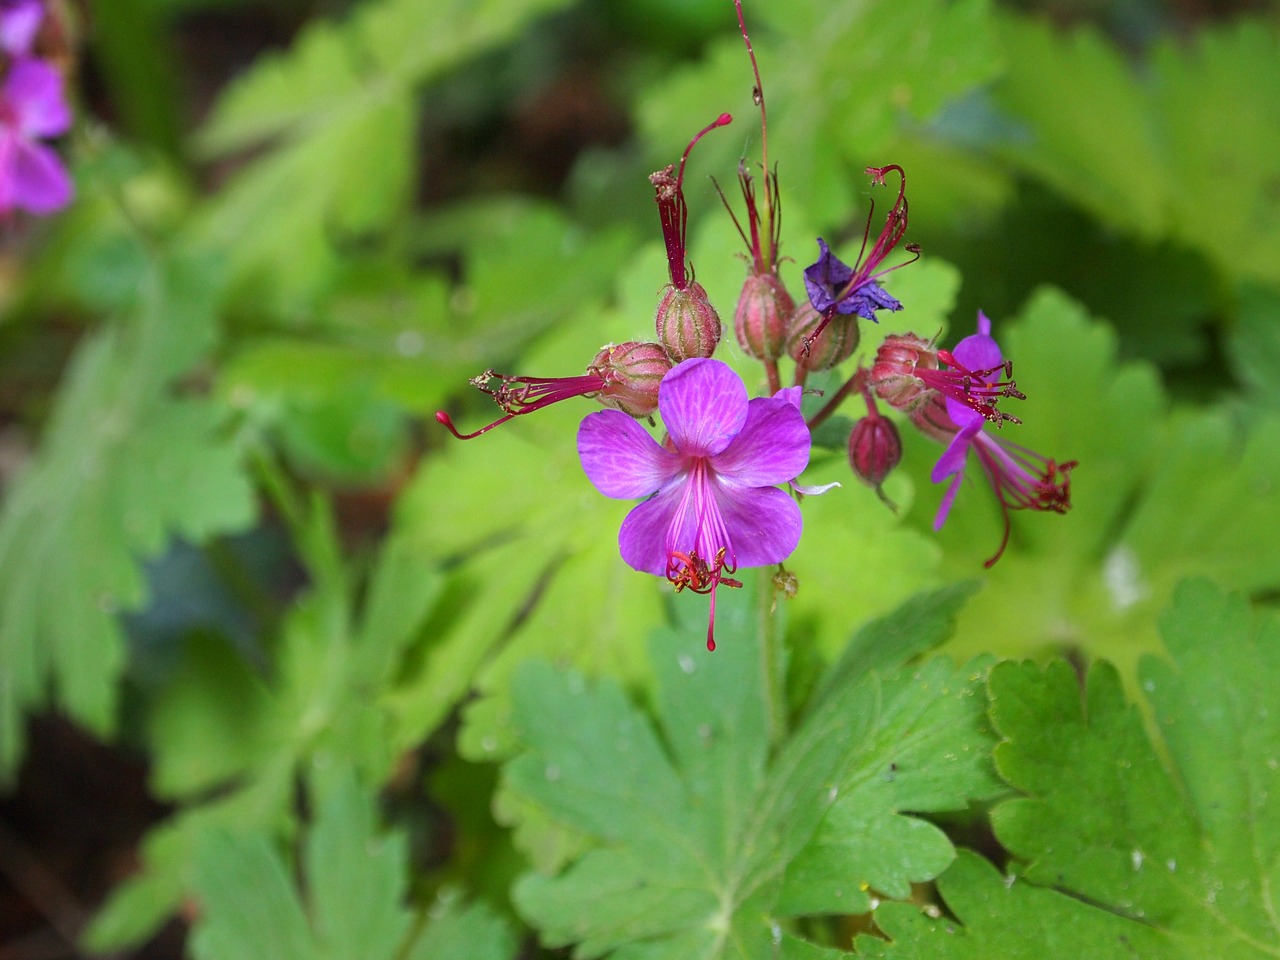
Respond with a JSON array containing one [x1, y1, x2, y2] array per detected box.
[[507, 582, 999, 957], [984, 579, 1280, 958], [0, 258, 256, 779]]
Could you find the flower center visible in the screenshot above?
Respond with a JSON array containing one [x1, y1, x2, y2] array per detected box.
[[663, 459, 743, 651]]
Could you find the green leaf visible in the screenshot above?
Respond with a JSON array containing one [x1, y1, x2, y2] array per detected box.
[[305, 766, 412, 960], [637, 0, 1001, 234], [0, 258, 256, 779], [993, 15, 1280, 287], [991, 16, 1167, 241], [147, 633, 275, 800], [88, 500, 440, 950], [857, 850, 1169, 959], [985, 579, 1280, 958], [188, 765, 514, 960], [404, 890, 518, 960], [1229, 284, 1280, 409], [190, 0, 578, 305], [506, 582, 999, 958], [190, 827, 316, 960]]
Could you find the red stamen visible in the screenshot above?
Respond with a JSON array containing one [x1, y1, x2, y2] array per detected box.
[[665, 547, 742, 653], [436, 371, 608, 440], [929, 352, 1026, 426], [972, 437, 1077, 566]]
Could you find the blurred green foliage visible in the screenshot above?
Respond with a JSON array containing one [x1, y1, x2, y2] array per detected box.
[[1, 0, 1278, 956]]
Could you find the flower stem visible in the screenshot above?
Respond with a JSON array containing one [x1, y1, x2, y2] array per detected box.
[[756, 568, 786, 747], [806, 368, 866, 431], [764, 358, 782, 396]]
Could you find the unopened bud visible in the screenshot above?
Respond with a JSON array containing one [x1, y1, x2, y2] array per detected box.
[[589, 341, 671, 417], [908, 391, 957, 443], [869, 333, 938, 413], [734, 273, 794, 360], [848, 409, 902, 507], [787, 300, 859, 371], [656, 281, 722, 362]]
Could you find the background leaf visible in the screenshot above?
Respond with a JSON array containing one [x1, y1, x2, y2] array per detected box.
[[0, 258, 256, 779]]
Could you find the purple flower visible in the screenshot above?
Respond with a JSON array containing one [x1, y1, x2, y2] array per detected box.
[[0, 0, 42, 56], [803, 236, 901, 321], [797, 165, 918, 355], [578, 358, 810, 650], [0, 57, 73, 216], [928, 313, 1075, 567]]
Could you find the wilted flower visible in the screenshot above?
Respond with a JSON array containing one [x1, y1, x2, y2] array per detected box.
[[927, 313, 1075, 566], [799, 165, 918, 351], [0, 56, 72, 216], [577, 358, 810, 651]]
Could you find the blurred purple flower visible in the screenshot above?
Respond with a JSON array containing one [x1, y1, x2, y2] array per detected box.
[[0, 0, 42, 56], [929, 313, 1075, 567], [578, 357, 810, 650], [0, 56, 73, 215]]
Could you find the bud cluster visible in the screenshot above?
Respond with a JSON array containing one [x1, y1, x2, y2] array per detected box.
[[438, 0, 1076, 581]]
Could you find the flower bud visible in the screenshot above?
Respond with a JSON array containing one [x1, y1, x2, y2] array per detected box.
[[734, 273, 794, 360], [907, 391, 957, 444], [656, 281, 722, 362], [589, 341, 672, 417], [848, 410, 902, 491], [786, 300, 858, 371], [869, 333, 938, 413]]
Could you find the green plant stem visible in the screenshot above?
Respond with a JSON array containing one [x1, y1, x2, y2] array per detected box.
[[764, 358, 782, 396], [805, 367, 865, 431], [757, 567, 786, 747]]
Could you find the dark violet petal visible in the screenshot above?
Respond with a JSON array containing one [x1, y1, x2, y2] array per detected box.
[[712, 395, 810, 486], [659, 358, 747, 459], [846, 281, 901, 320], [803, 237, 854, 313], [618, 484, 685, 576], [578, 408, 681, 499], [8, 137, 70, 213], [933, 471, 964, 531], [5, 58, 72, 138], [716, 483, 802, 568], [0, 0, 41, 55]]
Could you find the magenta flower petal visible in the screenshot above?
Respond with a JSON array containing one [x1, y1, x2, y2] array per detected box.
[[713, 395, 810, 486], [658, 358, 747, 458], [713, 482, 802, 567], [579, 356, 816, 649], [0, 0, 41, 55], [6, 136, 70, 213], [933, 472, 964, 530], [5, 59, 71, 138], [773, 385, 803, 410], [930, 422, 977, 484], [950, 312, 1003, 372], [578, 408, 680, 499], [617, 486, 683, 576]]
